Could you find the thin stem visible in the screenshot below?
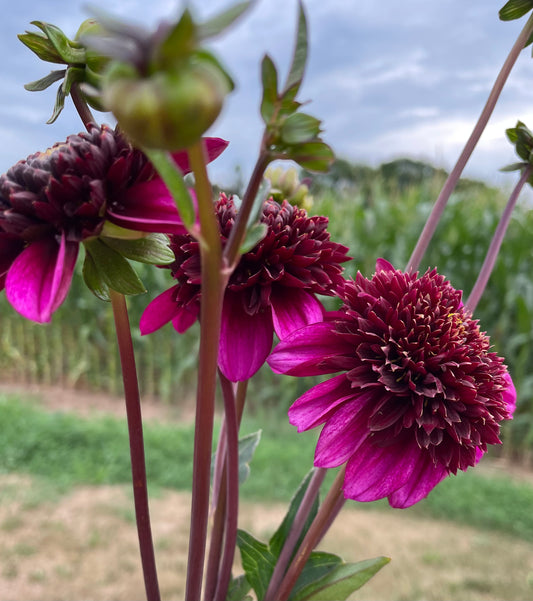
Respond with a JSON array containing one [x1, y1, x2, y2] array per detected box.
[[185, 141, 224, 601], [213, 372, 241, 601], [273, 466, 346, 601], [264, 468, 327, 601], [110, 290, 160, 601], [406, 13, 533, 273], [70, 83, 96, 130], [465, 165, 531, 314]]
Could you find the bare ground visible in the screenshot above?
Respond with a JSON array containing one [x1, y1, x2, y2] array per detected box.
[[0, 384, 533, 601]]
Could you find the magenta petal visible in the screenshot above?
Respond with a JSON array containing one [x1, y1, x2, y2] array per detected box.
[[388, 455, 448, 508], [502, 371, 517, 418], [170, 137, 229, 174], [271, 288, 324, 340], [108, 178, 187, 234], [218, 292, 273, 382], [171, 305, 198, 333], [288, 374, 354, 431], [267, 321, 349, 377], [0, 234, 25, 290], [140, 285, 180, 335], [343, 439, 421, 502], [5, 235, 78, 323]]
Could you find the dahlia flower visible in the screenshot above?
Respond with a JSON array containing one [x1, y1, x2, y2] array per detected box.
[[267, 258, 516, 508], [140, 195, 351, 381], [0, 124, 227, 323]]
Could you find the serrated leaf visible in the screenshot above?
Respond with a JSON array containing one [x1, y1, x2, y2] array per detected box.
[[82, 250, 111, 301], [84, 238, 146, 296], [198, 1, 252, 40], [238, 430, 262, 485], [261, 54, 279, 124], [292, 557, 390, 601], [47, 84, 66, 124], [143, 149, 196, 229], [269, 469, 318, 558], [30, 21, 86, 64], [101, 234, 175, 265], [18, 31, 65, 64], [280, 113, 322, 145], [236, 530, 277, 600], [286, 141, 335, 172], [24, 70, 66, 92], [283, 1, 308, 96], [239, 223, 268, 255], [499, 0, 533, 20], [227, 574, 253, 601]]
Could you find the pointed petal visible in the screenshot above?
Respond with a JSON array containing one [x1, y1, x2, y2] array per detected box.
[[170, 137, 229, 174], [271, 288, 324, 340], [267, 321, 350, 376], [218, 291, 273, 382], [343, 438, 422, 502], [140, 285, 180, 334], [375, 257, 395, 272], [171, 306, 198, 334], [107, 178, 187, 234], [388, 455, 448, 508], [5, 235, 78, 323], [502, 371, 517, 417]]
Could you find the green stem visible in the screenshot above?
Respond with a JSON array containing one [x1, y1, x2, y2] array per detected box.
[[405, 13, 533, 273], [184, 141, 224, 601], [110, 290, 160, 601], [70, 83, 95, 130], [273, 466, 346, 601], [465, 165, 531, 314]]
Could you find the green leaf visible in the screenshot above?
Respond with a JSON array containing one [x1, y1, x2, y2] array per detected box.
[[143, 149, 196, 229], [198, 1, 253, 40], [30, 21, 86, 64], [280, 113, 322, 145], [239, 223, 268, 255], [290, 551, 343, 600], [24, 70, 66, 92], [269, 469, 318, 558], [154, 9, 197, 68], [226, 574, 253, 601], [500, 161, 527, 172], [101, 234, 175, 265], [499, 0, 533, 20], [246, 177, 272, 230], [62, 65, 86, 96], [238, 430, 262, 485], [283, 1, 308, 96], [82, 249, 111, 302], [236, 530, 277, 600], [285, 141, 335, 172], [47, 84, 66, 124], [292, 556, 390, 601], [261, 54, 279, 124], [18, 31, 64, 64], [84, 238, 146, 296]]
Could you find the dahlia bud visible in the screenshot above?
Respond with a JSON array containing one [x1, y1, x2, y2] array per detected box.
[[265, 166, 314, 210]]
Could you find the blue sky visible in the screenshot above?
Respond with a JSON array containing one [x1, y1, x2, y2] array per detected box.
[[1, 0, 533, 191]]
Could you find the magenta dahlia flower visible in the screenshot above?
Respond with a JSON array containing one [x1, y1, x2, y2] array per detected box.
[[140, 194, 351, 381], [0, 124, 227, 323], [267, 258, 516, 508]]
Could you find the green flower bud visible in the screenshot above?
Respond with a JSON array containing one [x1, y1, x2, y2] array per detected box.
[[75, 19, 111, 74], [102, 58, 230, 150]]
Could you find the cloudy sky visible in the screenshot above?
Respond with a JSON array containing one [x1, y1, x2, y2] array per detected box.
[[1, 0, 533, 190]]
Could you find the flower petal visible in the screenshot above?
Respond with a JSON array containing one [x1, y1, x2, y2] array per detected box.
[[502, 371, 517, 418], [5, 235, 78, 323], [170, 137, 229, 174], [140, 285, 181, 334], [271, 288, 324, 340], [267, 321, 351, 376], [388, 455, 448, 508], [0, 234, 25, 290], [218, 291, 273, 382]]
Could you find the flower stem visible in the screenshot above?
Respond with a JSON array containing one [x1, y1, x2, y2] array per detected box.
[[70, 83, 96, 130], [272, 466, 346, 601], [465, 165, 531, 314], [406, 13, 533, 273], [109, 290, 160, 601], [184, 141, 224, 601], [264, 467, 327, 601]]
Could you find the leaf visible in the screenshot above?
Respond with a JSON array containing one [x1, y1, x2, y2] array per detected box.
[[283, 1, 308, 96], [47, 84, 66, 124], [155, 9, 197, 68], [24, 70, 66, 92], [30, 21, 86, 64], [499, 0, 533, 21], [280, 113, 322, 145], [261, 54, 279, 124], [82, 248, 111, 302], [238, 430, 262, 485], [286, 141, 335, 172], [198, 1, 253, 40], [246, 176, 272, 230], [500, 161, 527, 172], [101, 234, 175, 265], [143, 149, 196, 229], [226, 573, 253, 601], [84, 238, 146, 296], [291, 556, 391, 601], [236, 530, 277, 600], [239, 223, 267, 255], [290, 551, 343, 600], [18, 31, 64, 64]]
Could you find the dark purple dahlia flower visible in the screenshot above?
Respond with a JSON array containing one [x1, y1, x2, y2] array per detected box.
[[0, 124, 227, 322], [267, 258, 516, 508], [140, 194, 351, 381]]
